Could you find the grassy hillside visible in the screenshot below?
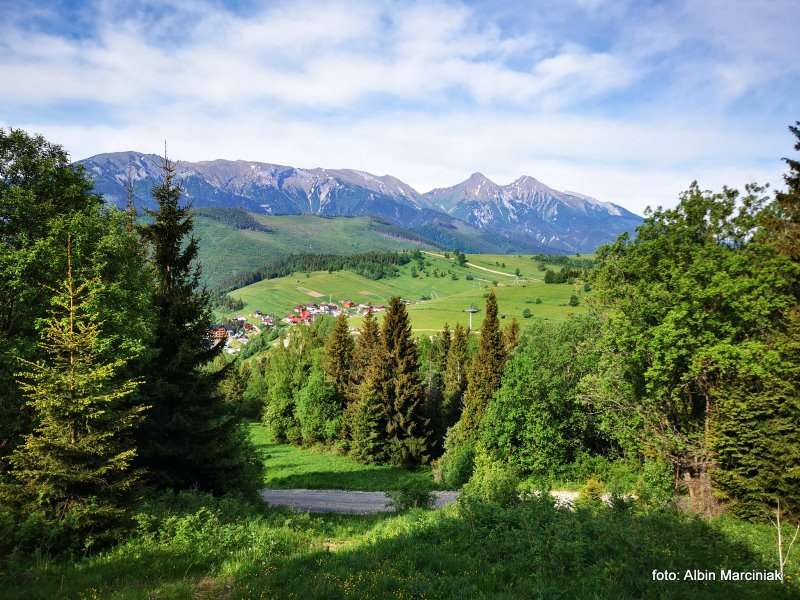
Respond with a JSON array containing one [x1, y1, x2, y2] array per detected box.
[[194, 214, 434, 288], [224, 252, 587, 331]]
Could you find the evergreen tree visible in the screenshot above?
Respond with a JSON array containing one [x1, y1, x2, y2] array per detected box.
[[437, 322, 451, 372], [503, 317, 520, 354], [0, 243, 145, 550], [379, 297, 430, 466], [453, 291, 506, 441], [136, 153, 252, 492], [442, 323, 469, 429], [709, 124, 800, 518], [352, 309, 380, 389], [349, 350, 389, 464], [323, 313, 354, 402]]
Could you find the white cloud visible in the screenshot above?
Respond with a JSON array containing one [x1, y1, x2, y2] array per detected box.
[[1, 0, 797, 216]]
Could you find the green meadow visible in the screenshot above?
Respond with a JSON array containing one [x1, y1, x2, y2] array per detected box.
[[194, 214, 432, 289], [225, 252, 587, 331]]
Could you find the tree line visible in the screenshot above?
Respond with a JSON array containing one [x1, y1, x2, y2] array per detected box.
[[0, 129, 255, 554], [243, 123, 800, 518], [216, 251, 412, 293], [240, 291, 520, 468]]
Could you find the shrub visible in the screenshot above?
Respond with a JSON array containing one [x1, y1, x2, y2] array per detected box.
[[522, 308, 532, 318], [634, 459, 674, 510], [295, 367, 342, 444], [460, 447, 520, 508], [577, 477, 605, 507], [388, 480, 435, 512], [437, 443, 476, 489]]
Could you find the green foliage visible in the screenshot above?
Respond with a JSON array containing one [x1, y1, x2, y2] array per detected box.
[[568, 294, 579, 306], [388, 479, 435, 511], [576, 477, 606, 508], [295, 366, 341, 444], [0, 128, 153, 471], [435, 442, 475, 489], [193, 206, 271, 232], [323, 313, 354, 401], [0, 249, 146, 553], [460, 446, 520, 508], [481, 316, 602, 476], [217, 251, 410, 291], [348, 382, 388, 464], [522, 307, 532, 318], [634, 459, 675, 510], [442, 323, 470, 429], [455, 291, 505, 440], [379, 298, 430, 466], [136, 155, 253, 493], [588, 181, 797, 505]]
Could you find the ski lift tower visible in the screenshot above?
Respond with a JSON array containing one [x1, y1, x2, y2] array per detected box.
[[464, 304, 479, 331]]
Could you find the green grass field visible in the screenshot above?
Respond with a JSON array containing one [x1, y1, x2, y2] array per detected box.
[[195, 214, 432, 288], [251, 423, 438, 491], [3, 423, 797, 599], [225, 252, 587, 331]]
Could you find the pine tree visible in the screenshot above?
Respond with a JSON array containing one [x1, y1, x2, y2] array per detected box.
[[323, 313, 354, 402], [454, 291, 506, 440], [442, 323, 469, 429], [0, 241, 145, 550], [352, 309, 380, 389], [349, 350, 389, 464], [381, 297, 429, 466], [136, 152, 252, 492]]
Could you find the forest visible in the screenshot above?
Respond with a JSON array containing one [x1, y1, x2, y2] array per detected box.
[[1, 124, 799, 598]]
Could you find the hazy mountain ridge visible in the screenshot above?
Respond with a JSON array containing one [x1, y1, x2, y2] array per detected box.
[[78, 152, 641, 252]]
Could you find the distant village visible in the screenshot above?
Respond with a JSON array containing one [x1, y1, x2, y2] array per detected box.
[[209, 300, 387, 355]]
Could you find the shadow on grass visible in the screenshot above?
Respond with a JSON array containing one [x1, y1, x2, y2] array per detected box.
[[242, 501, 799, 600], [263, 468, 436, 491], [3, 499, 797, 600]]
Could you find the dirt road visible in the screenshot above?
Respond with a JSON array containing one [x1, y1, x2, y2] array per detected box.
[[259, 489, 459, 514]]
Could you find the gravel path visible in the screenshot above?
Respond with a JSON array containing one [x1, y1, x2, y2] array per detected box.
[[260, 489, 459, 514], [259, 489, 585, 514]]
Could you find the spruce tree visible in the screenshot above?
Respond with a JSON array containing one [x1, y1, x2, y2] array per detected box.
[[453, 291, 506, 440], [442, 323, 469, 429], [351, 309, 380, 392], [0, 243, 145, 550], [381, 297, 429, 466], [709, 123, 800, 517], [323, 313, 354, 403], [503, 317, 520, 354], [136, 153, 251, 492], [349, 349, 389, 464]]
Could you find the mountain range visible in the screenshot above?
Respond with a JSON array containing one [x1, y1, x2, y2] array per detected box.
[[78, 151, 641, 253]]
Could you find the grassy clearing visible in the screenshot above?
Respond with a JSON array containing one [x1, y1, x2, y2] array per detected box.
[[251, 423, 438, 491], [2, 490, 797, 599], [226, 252, 586, 331], [195, 215, 431, 288], [2, 424, 798, 598]]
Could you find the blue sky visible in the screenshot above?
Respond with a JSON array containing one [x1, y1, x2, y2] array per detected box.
[[1, 0, 798, 213]]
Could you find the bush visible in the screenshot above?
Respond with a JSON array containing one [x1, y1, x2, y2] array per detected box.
[[522, 308, 532, 318], [634, 459, 674, 510], [460, 448, 520, 508], [388, 480, 435, 512], [436, 443, 476, 489], [294, 368, 342, 444], [576, 477, 605, 508]]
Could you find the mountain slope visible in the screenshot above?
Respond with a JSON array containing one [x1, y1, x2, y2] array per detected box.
[[422, 173, 642, 251], [78, 152, 641, 252]]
